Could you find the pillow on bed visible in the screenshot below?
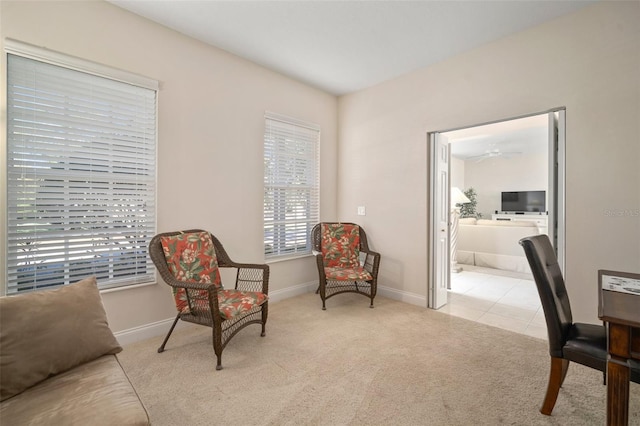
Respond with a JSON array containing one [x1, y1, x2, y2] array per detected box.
[[0, 276, 122, 401]]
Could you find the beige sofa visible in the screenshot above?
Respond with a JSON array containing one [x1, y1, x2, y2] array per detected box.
[[0, 277, 150, 425], [457, 218, 540, 273]]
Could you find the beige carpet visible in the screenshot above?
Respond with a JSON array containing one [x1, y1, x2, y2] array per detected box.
[[118, 293, 639, 425]]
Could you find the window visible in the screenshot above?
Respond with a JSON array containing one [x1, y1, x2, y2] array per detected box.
[[263, 112, 320, 259], [5, 41, 158, 294]]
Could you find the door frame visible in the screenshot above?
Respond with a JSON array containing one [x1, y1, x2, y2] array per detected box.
[[427, 108, 566, 309]]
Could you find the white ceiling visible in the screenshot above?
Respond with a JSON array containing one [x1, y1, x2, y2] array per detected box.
[[445, 114, 549, 160], [108, 0, 595, 96]]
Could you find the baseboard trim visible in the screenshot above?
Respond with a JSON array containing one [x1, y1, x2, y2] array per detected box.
[[115, 282, 425, 345], [377, 285, 427, 308], [268, 280, 317, 303], [115, 317, 194, 347], [116, 281, 318, 346]]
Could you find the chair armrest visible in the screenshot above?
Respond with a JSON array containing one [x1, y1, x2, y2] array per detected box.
[[151, 257, 218, 292], [210, 236, 269, 294], [362, 249, 381, 259], [226, 263, 269, 294], [360, 250, 381, 276], [315, 253, 326, 280], [161, 275, 218, 292], [156, 274, 221, 320]]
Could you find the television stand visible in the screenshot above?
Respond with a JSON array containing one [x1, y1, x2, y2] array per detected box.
[[491, 213, 548, 235]]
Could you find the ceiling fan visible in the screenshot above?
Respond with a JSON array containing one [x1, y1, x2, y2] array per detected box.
[[466, 148, 522, 162]]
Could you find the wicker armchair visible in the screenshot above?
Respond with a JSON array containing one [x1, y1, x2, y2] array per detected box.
[[149, 229, 268, 370], [311, 222, 381, 310]]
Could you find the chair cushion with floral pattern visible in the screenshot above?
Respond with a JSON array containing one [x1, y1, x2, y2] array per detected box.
[[324, 266, 373, 281], [173, 289, 267, 320], [320, 223, 361, 268], [161, 231, 222, 314], [161, 231, 268, 319], [217, 290, 268, 320], [320, 223, 373, 282]]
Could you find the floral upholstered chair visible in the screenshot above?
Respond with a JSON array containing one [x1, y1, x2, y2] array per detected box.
[[149, 230, 268, 370], [311, 223, 381, 310]]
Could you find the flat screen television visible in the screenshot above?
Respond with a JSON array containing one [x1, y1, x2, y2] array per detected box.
[[501, 190, 546, 213]]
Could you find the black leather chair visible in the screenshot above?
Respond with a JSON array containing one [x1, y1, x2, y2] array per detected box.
[[519, 234, 639, 415]]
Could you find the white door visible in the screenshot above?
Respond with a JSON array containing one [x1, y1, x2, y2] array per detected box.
[[548, 110, 566, 273], [428, 133, 450, 309]]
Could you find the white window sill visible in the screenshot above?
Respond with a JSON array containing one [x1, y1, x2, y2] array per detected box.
[[99, 280, 157, 294], [265, 253, 314, 264]]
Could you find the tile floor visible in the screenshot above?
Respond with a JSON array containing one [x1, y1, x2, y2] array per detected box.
[[439, 265, 548, 340]]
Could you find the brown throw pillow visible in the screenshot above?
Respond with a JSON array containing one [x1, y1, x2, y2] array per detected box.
[[0, 276, 122, 401]]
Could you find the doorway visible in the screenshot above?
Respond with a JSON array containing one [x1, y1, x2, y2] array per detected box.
[[427, 109, 565, 310]]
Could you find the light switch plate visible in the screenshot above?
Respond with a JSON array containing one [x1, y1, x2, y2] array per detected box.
[[357, 206, 366, 216]]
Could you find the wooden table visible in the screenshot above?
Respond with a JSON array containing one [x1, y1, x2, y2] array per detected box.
[[598, 270, 640, 426]]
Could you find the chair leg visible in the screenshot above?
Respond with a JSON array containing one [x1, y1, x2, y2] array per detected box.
[[320, 280, 327, 310], [261, 303, 268, 337], [212, 328, 223, 370], [158, 314, 180, 353], [540, 357, 569, 415], [370, 280, 376, 308], [560, 358, 570, 387]]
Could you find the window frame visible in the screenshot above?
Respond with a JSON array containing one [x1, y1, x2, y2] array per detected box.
[[263, 111, 320, 260], [4, 39, 159, 294]]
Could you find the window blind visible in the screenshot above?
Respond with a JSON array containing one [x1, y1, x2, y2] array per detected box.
[[6, 53, 157, 294], [264, 113, 320, 258]]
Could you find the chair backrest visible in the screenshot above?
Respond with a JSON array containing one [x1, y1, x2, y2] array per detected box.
[[311, 223, 367, 268], [150, 230, 222, 313], [519, 235, 572, 357]]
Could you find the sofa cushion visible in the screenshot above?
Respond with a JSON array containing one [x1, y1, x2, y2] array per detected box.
[[0, 355, 149, 425], [458, 217, 477, 225], [0, 276, 122, 401]]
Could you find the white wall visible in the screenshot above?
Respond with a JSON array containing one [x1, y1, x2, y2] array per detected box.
[[463, 152, 548, 218], [338, 1, 640, 322], [450, 156, 466, 190], [0, 0, 338, 336]]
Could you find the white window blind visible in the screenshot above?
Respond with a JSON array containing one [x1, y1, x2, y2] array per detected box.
[[6, 51, 157, 294], [264, 112, 320, 259]]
